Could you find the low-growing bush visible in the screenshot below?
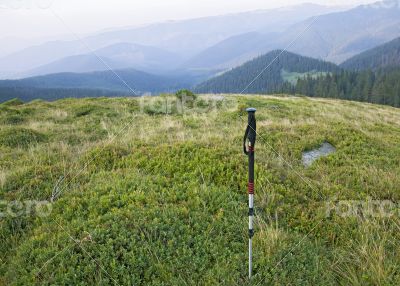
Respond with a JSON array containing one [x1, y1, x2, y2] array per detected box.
[[75, 105, 96, 117], [74, 104, 117, 118], [0, 128, 47, 148], [2, 165, 60, 199], [84, 145, 130, 172], [2, 114, 26, 125], [175, 89, 197, 101]]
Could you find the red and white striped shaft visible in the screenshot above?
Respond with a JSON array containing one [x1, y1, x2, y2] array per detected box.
[[248, 143, 255, 279]]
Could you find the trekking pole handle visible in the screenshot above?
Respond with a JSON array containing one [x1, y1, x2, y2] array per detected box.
[[243, 108, 257, 155]]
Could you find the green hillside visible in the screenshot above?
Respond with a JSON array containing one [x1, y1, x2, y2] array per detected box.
[[281, 69, 328, 85], [0, 69, 194, 98], [340, 37, 400, 71], [1, 95, 400, 285], [194, 50, 340, 94], [283, 38, 400, 107]]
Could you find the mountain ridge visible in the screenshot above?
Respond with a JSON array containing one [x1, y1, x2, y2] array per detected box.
[[184, 2, 400, 71], [340, 37, 400, 70], [22, 43, 182, 77], [0, 68, 194, 95]]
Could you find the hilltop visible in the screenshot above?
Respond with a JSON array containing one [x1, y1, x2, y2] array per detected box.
[[1, 95, 399, 285]]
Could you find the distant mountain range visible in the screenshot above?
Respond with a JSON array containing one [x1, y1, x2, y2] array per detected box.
[[0, 3, 348, 79], [340, 37, 400, 70], [22, 43, 183, 77], [183, 2, 400, 71], [2, 27, 400, 102], [1, 2, 399, 80], [0, 69, 194, 96], [1, 1, 400, 105]]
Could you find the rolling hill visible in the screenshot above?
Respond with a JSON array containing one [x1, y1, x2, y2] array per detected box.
[[0, 68, 194, 101], [0, 87, 131, 104], [340, 37, 400, 70], [194, 50, 340, 94], [1, 95, 399, 285]]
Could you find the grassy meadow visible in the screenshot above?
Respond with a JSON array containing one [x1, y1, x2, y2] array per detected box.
[[281, 69, 329, 85], [0, 94, 400, 285]]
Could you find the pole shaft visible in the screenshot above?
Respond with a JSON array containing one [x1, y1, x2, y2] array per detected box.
[[249, 238, 253, 278], [248, 143, 254, 279], [244, 108, 256, 280]]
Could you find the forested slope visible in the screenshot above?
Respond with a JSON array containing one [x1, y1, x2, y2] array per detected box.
[[195, 50, 339, 94], [340, 37, 400, 71]]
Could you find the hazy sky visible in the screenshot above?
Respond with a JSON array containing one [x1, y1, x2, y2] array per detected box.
[[0, 0, 379, 40]]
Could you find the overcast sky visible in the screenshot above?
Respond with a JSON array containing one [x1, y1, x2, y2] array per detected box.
[[0, 0, 379, 40]]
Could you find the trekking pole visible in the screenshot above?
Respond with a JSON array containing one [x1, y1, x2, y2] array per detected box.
[[243, 108, 256, 280]]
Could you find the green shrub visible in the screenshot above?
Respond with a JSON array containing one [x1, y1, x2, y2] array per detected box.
[[3, 164, 61, 198], [144, 104, 168, 115], [84, 145, 129, 172], [0, 107, 27, 125], [2, 114, 26, 125], [75, 105, 95, 117], [74, 104, 117, 118], [175, 89, 197, 101], [0, 128, 47, 148], [237, 103, 247, 115]]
